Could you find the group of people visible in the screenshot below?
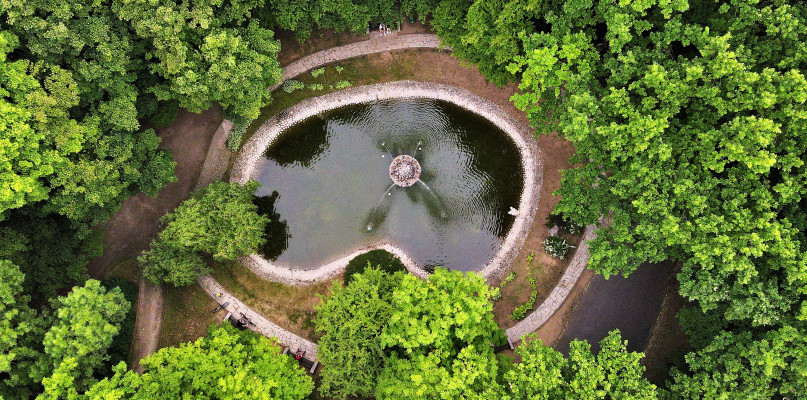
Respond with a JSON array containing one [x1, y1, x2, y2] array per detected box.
[[379, 22, 393, 36]]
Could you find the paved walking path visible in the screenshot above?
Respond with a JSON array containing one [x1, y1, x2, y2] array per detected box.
[[554, 261, 675, 354], [269, 34, 446, 91]]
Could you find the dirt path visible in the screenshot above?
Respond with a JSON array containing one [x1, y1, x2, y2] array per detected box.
[[86, 107, 224, 372]]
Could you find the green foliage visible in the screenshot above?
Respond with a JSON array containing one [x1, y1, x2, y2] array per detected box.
[[491, 271, 516, 301], [226, 117, 253, 152], [37, 280, 130, 396], [543, 235, 571, 259], [307, 83, 324, 91], [335, 66, 344, 74], [0, 260, 40, 398], [114, 1, 283, 119], [316, 268, 403, 399], [665, 326, 807, 399], [84, 325, 314, 399], [335, 80, 352, 89], [311, 68, 325, 77], [262, 0, 399, 41], [503, 331, 658, 399], [376, 268, 506, 399], [282, 80, 306, 93], [140, 181, 269, 286], [510, 265, 538, 321], [343, 249, 405, 284], [99, 278, 138, 377]]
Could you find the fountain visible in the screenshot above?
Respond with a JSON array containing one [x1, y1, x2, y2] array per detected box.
[[389, 155, 421, 187]]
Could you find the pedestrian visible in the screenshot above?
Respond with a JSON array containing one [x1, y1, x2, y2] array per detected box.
[[379, 23, 384, 37], [386, 26, 391, 36]]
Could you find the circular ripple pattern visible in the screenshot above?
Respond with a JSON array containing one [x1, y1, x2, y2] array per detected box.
[[389, 155, 421, 187], [252, 99, 524, 271]]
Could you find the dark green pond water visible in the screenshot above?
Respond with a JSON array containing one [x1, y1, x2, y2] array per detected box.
[[252, 99, 524, 271]]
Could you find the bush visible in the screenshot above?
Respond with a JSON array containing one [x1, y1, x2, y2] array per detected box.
[[344, 250, 405, 284], [311, 67, 325, 77], [335, 66, 344, 74], [335, 80, 352, 89], [307, 83, 324, 91], [546, 211, 584, 235], [543, 235, 571, 259], [282, 79, 305, 93], [226, 117, 252, 152]]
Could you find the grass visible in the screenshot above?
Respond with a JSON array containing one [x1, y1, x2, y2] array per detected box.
[[237, 51, 424, 149], [209, 260, 333, 341], [160, 284, 223, 349]]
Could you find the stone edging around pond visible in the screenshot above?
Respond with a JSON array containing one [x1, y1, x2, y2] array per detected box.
[[230, 81, 543, 286]]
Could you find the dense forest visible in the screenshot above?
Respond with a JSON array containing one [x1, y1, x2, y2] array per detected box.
[[1, 0, 806, 399]]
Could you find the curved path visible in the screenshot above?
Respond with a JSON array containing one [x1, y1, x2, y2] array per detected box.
[[231, 81, 542, 285], [269, 34, 446, 92]]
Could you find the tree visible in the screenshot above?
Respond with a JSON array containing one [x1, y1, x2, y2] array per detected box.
[[0, 260, 41, 399], [34, 280, 130, 397], [665, 325, 807, 400], [315, 268, 403, 398], [503, 331, 657, 399], [113, 0, 283, 119], [376, 268, 506, 400], [140, 181, 269, 286], [508, 0, 807, 327], [83, 325, 314, 400], [260, 0, 399, 42]]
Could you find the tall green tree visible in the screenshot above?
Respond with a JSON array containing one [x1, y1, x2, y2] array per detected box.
[[0, 260, 42, 399], [34, 280, 130, 398], [315, 267, 403, 399], [665, 325, 807, 400], [503, 331, 657, 399], [140, 181, 269, 286], [113, 0, 283, 119], [376, 268, 506, 400], [83, 325, 314, 400]]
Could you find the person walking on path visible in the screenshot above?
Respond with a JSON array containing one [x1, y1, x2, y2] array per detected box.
[[379, 23, 385, 37]]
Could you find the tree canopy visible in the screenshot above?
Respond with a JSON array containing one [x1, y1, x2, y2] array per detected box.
[[84, 325, 314, 400], [140, 180, 269, 286]]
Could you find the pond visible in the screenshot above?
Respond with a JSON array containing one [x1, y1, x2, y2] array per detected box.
[[251, 98, 524, 272]]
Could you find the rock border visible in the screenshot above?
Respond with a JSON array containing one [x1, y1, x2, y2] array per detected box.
[[230, 81, 542, 286]]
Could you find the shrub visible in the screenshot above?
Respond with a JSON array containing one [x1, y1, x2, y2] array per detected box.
[[311, 67, 325, 77], [335, 80, 352, 89], [308, 83, 324, 91], [282, 79, 305, 93], [491, 271, 516, 301], [543, 235, 571, 259], [226, 117, 252, 152], [344, 250, 405, 284], [335, 66, 344, 74]]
